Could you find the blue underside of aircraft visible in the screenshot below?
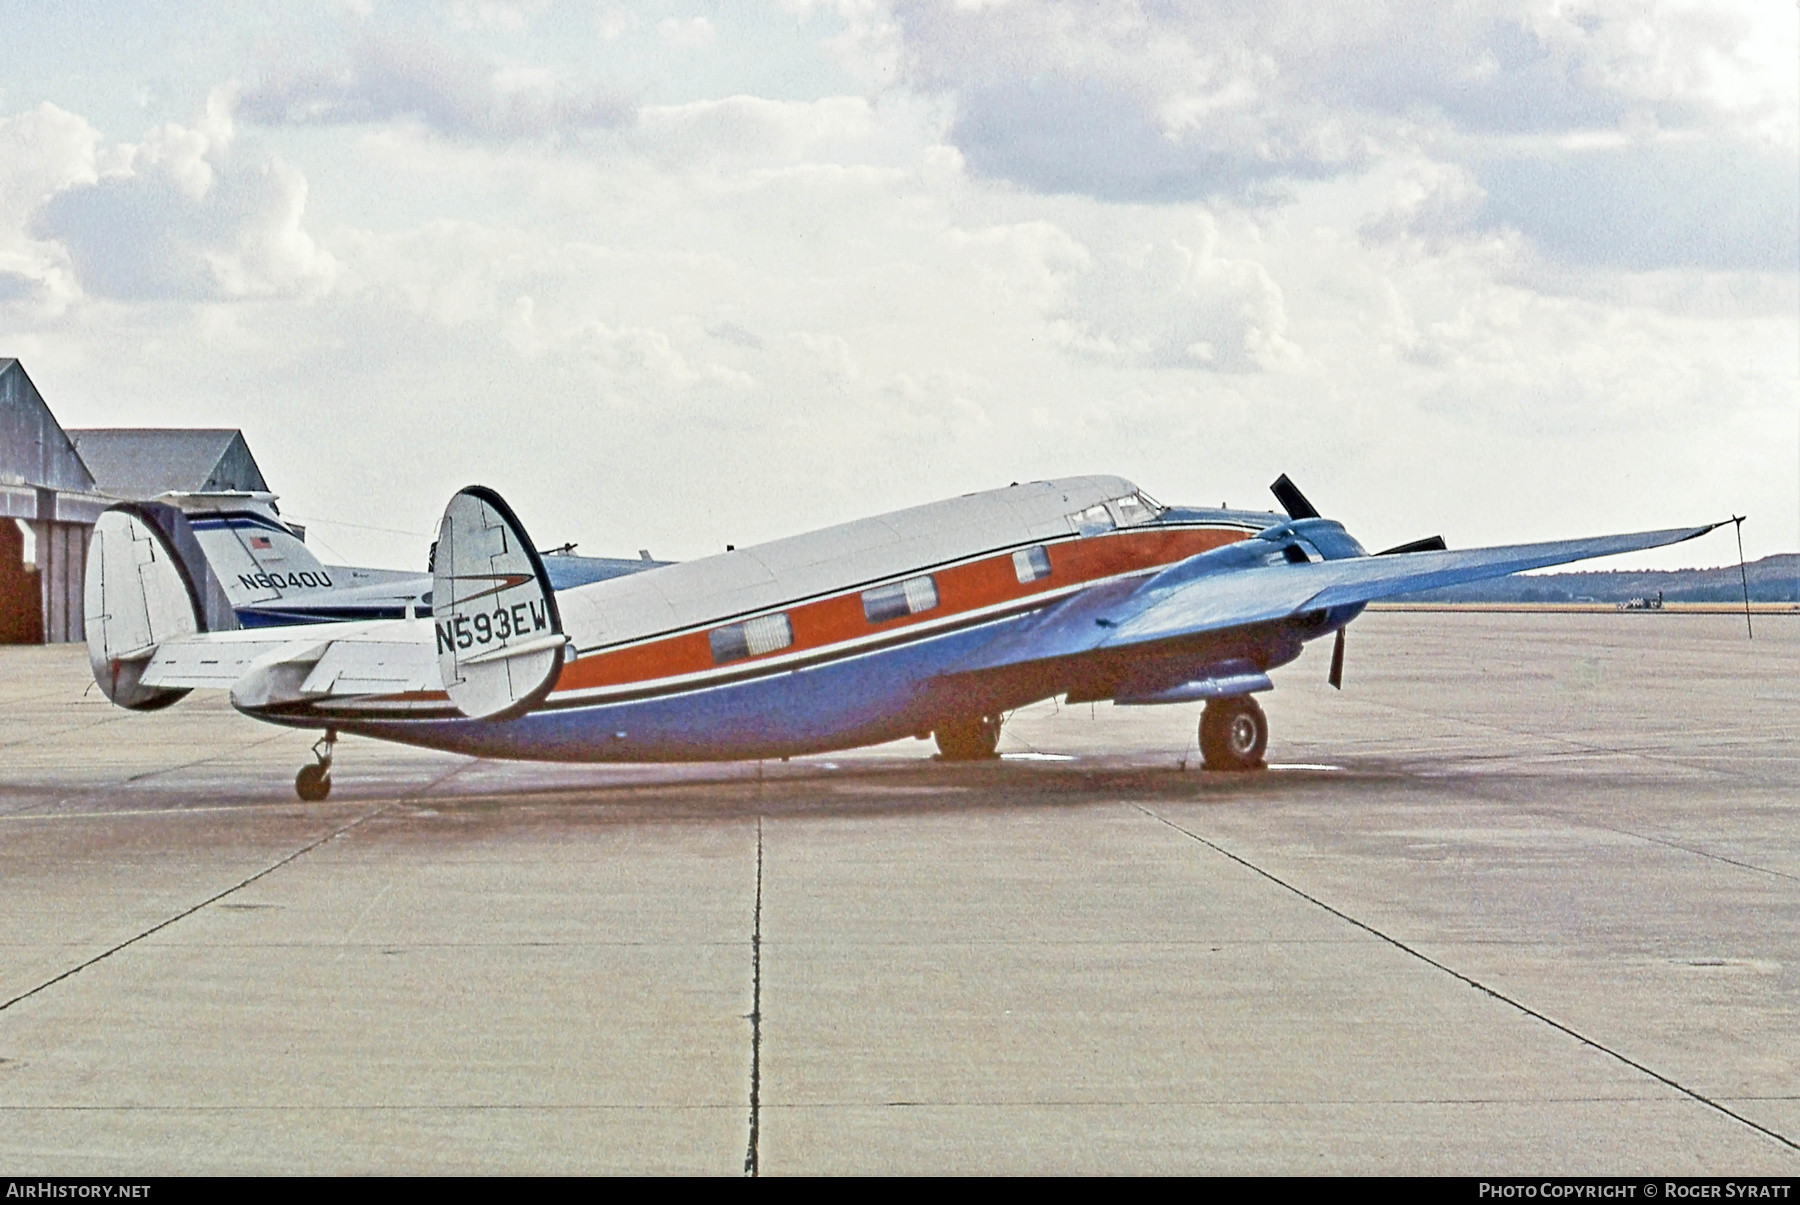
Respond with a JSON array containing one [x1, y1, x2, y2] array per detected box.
[[295, 602, 1324, 763]]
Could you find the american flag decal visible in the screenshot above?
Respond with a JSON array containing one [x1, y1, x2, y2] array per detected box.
[[249, 535, 273, 550]]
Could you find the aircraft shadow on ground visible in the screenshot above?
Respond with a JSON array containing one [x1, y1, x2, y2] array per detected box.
[[3, 750, 1650, 827], [339, 758, 1428, 827]]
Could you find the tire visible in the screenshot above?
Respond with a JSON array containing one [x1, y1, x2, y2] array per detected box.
[[935, 714, 1002, 761], [295, 763, 332, 801], [1199, 696, 1268, 771]]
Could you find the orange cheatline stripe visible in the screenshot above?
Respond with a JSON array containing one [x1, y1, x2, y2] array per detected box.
[[551, 526, 1246, 695]]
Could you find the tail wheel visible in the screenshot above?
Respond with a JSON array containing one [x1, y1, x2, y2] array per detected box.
[[1199, 696, 1268, 771], [935, 714, 1002, 761], [295, 763, 332, 801]]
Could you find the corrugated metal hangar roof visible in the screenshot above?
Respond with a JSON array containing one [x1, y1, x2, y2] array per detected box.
[[1, 357, 279, 644], [68, 428, 270, 498], [0, 359, 97, 495]]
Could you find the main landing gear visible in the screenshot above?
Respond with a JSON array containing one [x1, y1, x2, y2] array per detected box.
[[1199, 696, 1267, 772], [295, 729, 336, 801], [935, 714, 1002, 761]]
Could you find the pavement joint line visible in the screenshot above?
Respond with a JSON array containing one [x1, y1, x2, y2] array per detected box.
[[0, 1104, 745, 1112], [0, 711, 134, 750], [0, 803, 370, 823], [1139, 805, 1800, 1156], [117, 731, 298, 788], [0, 729, 308, 819], [0, 810, 385, 1015], [744, 814, 764, 1179], [767, 1095, 1709, 1108], [1532, 813, 1800, 886], [0, 1095, 1706, 1111], [1340, 695, 1787, 787], [1444, 775, 1800, 887], [0, 760, 472, 1017], [412, 755, 488, 797]]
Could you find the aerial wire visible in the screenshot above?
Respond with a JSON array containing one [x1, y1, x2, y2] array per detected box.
[[1732, 515, 1752, 639], [284, 513, 434, 538]]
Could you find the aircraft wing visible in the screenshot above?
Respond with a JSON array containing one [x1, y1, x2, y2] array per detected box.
[[957, 523, 1722, 672]]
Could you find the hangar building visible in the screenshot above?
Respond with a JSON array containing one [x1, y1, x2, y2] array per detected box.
[[0, 358, 274, 644]]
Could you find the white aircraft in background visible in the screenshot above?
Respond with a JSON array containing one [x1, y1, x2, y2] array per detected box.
[[84, 475, 1720, 800], [137, 491, 669, 627]]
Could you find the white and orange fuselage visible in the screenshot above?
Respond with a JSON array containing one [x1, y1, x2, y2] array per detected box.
[[305, 476, 1288, 760]]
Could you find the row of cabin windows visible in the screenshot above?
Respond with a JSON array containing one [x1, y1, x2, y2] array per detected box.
[[706, 545, 1057, 665]]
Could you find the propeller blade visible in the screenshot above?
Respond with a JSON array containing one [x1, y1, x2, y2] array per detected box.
[[1328, 627, 1345, 690], [1376, 535, 1448, 556], [1270, 474, 1321, 520]]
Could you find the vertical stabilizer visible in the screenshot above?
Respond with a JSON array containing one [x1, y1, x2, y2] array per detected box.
[[84, 507, 202, 709], [171, 493, 329, 612], [431, 486, 566, 720]]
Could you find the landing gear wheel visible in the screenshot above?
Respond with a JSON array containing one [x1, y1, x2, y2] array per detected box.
[[295, 763, 332, 802], [295, 729, 337, 801], [1199, 696, 1268, 772], [935, 714, 1002, 761]]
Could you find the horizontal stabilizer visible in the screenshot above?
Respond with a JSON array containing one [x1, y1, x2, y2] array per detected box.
[[122, 620, 439, 710]]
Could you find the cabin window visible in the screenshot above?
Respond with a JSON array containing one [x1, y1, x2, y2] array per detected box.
[[1070, 504, 1114, 537], [862, 575, 939, 623], [1013, 545, 1051, 583], [709, 613, 793, 664]]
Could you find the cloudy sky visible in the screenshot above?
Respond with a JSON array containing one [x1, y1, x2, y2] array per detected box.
[[2, 0, 1794, 570]]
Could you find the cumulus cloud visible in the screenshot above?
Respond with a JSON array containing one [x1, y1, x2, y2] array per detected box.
[[872, 0, 1799, 270], [0, 103, 102, 228], [658, 16, 716, 49], [449, 1, 550, 34], [950, 75, 1359, 202], [240, 33, 633, 138], [30, 91, 337, 301], [634, 95, 883, 170], [1057, 229, 1298, 372], [0, 103, 102, 307], [1475, 137, 1799, 272], [1, 5, 1792, 567], [1360, 161, 1489, 247]]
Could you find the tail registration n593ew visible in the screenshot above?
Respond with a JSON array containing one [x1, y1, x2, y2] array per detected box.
[[431, 486, 568, 721]]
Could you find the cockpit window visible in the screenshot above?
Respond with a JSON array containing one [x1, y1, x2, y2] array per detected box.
[[1110, 491, 1163, 527], [1069, 504, 1115, 537]]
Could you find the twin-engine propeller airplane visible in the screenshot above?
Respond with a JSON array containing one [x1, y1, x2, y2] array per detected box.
[[84, 474, 1720, 800]]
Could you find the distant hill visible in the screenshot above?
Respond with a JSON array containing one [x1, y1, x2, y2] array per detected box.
[[1392, 553, 1799, 604]]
